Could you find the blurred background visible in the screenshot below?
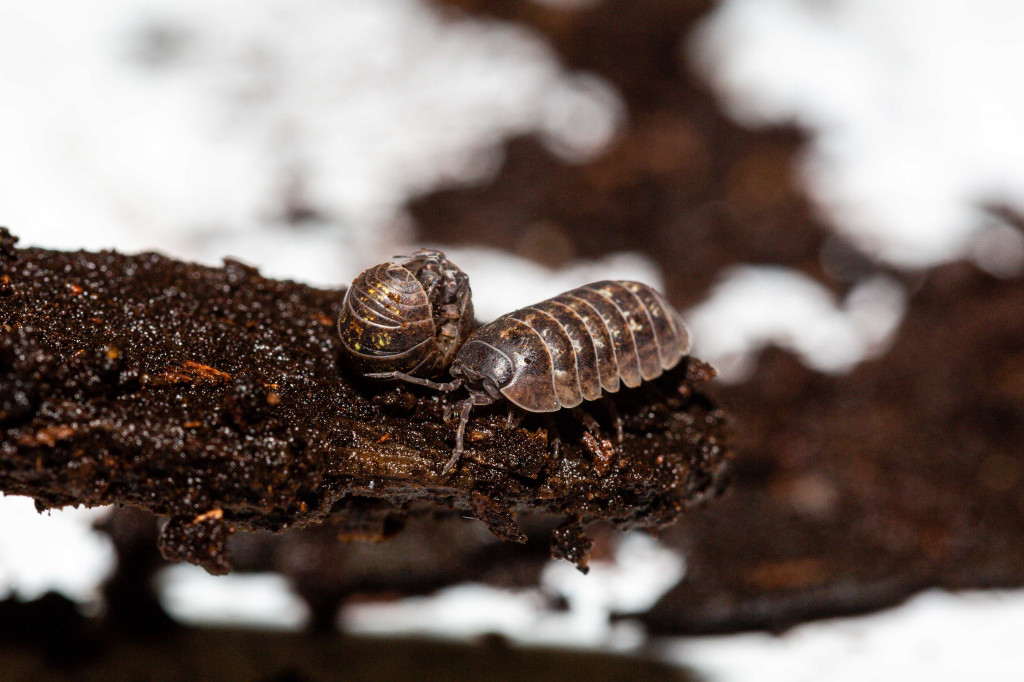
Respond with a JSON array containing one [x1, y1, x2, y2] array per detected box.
[[2, 0, 1024, 679]]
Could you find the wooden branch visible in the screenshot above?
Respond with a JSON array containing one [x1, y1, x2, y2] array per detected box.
[[0, 229, 731, 573]]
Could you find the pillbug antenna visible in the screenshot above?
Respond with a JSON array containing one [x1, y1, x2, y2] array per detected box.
[[362, 372, 462, 392]]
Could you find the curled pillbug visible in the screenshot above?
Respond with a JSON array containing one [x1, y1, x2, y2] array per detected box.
[[368, 280, 690, 474], [338, 249, 474, 379]]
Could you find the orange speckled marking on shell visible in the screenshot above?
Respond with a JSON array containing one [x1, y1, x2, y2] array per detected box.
[[338, 251, 474, 379]]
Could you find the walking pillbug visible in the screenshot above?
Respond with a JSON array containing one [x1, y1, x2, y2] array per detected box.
[[365, 278, 690, 475]]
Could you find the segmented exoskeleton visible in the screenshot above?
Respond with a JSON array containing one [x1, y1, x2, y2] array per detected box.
[[368, 280, 690, 474], [337, 250, 474, 379]]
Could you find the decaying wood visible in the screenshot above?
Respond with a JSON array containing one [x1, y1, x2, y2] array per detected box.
[[0, 229, 730, 574]]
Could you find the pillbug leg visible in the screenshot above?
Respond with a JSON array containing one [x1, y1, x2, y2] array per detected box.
[[363, 371, 462, 392], [442, 398, 476, 476], [504, 405, 523, 430], [572, 406, 602, 435], [602, 397, 624, 443], [581, 432, 615, 476], [572, 407, 616, 476], [542, 414, 561, 459]]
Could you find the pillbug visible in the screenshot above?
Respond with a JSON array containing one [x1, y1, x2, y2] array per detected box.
[[338, 249, 474, 379], [369, 280, 690, 475]]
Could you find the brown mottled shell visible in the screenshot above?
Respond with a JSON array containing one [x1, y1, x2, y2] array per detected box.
[[338, 250, 474, 378], [459, 280, 689, 412]]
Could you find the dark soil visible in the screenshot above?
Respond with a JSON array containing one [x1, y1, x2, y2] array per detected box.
[[639, 261, 1024, 633], [0, 228, 730, 575], [145, 259, 1024, 635]]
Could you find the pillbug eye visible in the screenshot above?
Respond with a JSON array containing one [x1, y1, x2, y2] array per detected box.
[[338, 250, 475, 379]]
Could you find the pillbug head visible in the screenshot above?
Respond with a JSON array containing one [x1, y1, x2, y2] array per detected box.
[[338, 249, 474, 379], [449, 339, 513, 403]]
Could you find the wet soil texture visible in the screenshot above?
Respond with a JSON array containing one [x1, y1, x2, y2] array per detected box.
[[0, 229, 730, 574]]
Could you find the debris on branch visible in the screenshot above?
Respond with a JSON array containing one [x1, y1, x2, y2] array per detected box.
[[0, 229, 731, 574]]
